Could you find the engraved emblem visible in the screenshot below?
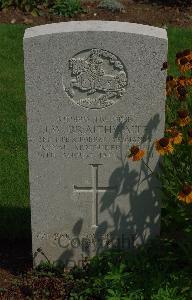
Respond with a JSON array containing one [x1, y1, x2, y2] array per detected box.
[[62, 49, 128, 109]]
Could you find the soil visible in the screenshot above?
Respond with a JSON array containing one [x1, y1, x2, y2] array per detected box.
[[0, 0, 192, 27], [0, 240, 32, 289]]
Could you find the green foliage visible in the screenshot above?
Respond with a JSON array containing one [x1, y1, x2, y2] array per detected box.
[[16, 0, 37, 12], [164, 0, 192, 6], [0, 0, 11, 8], [153, 27, 192, 245], [52, 0, 83, 16], [68, 238, 192, 299], [151, 286, 185, 300], [0, 0, 41, 12], [0, 0, 84, 14], [13, 238, 192, 299], [159, 59, 192, 238], [97, 0, 124, 12], [36, 261, 63, 275]]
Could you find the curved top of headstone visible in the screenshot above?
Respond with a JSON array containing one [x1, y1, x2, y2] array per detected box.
[[24, 21, 167, 40]]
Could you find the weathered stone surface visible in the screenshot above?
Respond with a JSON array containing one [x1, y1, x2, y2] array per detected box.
[[24, 21, 167, 267]]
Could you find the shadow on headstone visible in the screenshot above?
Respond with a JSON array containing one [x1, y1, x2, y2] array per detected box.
[[56, 113, 161, 267]]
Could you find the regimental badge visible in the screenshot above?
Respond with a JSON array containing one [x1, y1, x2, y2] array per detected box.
[[63, 49, 128, 109]]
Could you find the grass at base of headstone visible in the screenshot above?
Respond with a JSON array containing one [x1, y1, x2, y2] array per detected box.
[[0, 24, 192, 240], [0, 24, 31, 239], [2, 237, 192, 299], [69, 237, 192, 299]]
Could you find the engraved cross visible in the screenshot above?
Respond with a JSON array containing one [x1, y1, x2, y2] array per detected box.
[[74, 164, 117, 228]]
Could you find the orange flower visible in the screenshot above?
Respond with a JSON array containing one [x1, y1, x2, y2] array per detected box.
[[178, 54, 192, 73], [185, 78, 192, 86], [176, 49, 192, 73], [128, 145, 145, 161], [177, 110, 191, 127], [177, 76, 187, 87], [165, 128, 183, 144], [188, 129, 192, 145], [175, 85, 188, 100], [177, 76, 192, 87], [155, 137, 174, 155], [179, 61, 192, 73], [178, 184, 192, 204]]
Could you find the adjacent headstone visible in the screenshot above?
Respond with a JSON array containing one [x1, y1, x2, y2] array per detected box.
[[24, 21, 167, 267]]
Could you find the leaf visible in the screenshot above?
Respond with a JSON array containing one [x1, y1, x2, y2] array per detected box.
[[24, 3, 31, 11], [31, 8, 40, 16]]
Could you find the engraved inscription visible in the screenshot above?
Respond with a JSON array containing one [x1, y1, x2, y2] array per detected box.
[[63, 49, 128, 109], [36, 232, 136, 251], [37, 114, 149, 160], [74, 164, 117, 228]]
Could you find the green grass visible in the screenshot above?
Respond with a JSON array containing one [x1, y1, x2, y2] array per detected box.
[[0, 24, 192, 240], [167, 26, 192, 76], [0, 24, 30, 239]]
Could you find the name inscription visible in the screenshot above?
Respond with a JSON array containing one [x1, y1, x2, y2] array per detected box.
[[37, 114, 149, 159]]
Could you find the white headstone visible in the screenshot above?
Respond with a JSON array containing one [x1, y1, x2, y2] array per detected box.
[[24, 21, 167, 267]]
